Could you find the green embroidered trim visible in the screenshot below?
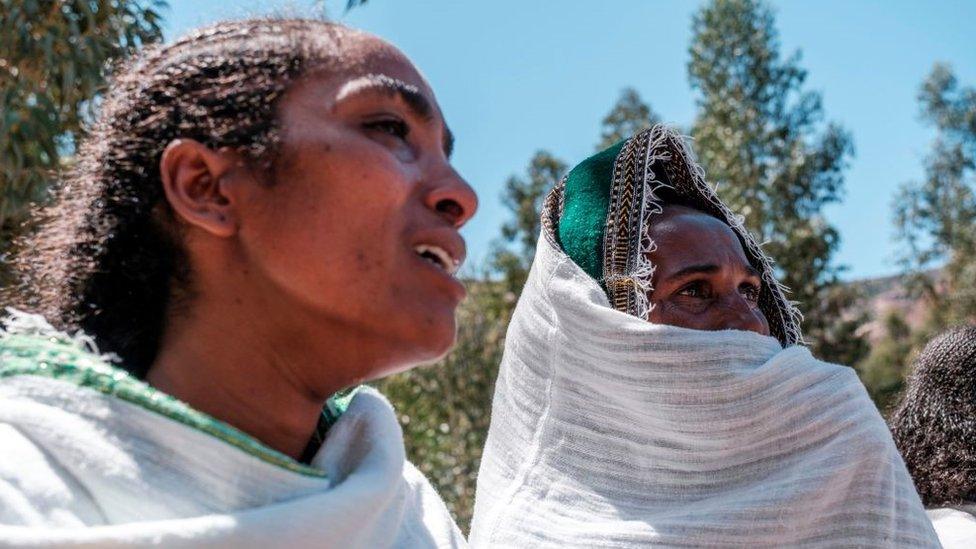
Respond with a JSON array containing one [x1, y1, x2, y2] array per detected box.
[[0, 333, 355, 478], [324, 385, 360, 427]]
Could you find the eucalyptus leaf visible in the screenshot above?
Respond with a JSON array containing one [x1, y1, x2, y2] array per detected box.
[[0, 0, 166, 278]]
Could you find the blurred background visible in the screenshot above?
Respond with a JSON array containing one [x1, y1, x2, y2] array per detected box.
[[2, 0, 974, 532]]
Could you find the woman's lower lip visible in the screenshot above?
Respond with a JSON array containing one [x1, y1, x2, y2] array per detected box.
[[414, 254, 467, 299]]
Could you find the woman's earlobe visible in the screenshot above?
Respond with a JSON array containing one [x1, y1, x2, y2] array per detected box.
[[160, 139, 238, 238]]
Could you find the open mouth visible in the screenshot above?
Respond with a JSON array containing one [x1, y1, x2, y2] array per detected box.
[[413, 244, 460, 276]]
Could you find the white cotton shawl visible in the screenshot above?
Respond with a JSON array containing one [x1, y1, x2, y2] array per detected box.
[[0, 329, 463, 548], [927, 505, 976, 549], [469, 235, 939, 548]]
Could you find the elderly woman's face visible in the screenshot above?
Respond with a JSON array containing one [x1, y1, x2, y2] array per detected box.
[[235, 39, 477, 372], [646, 206, 770, 336]]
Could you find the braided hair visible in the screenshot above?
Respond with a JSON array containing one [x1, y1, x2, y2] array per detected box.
[[10, 18, 353, 378], [889, 325, 976, 506]]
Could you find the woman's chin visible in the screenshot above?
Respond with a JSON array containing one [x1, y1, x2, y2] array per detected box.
[[376, 337, 456, 381], [356, 306, 459, 380], [401, 319, 458, 367], [421, 321, 458, 361]]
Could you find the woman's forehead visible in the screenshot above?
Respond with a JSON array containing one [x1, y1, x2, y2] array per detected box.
[[648, 210, 752, 270], [649, 207, 734, 240], [328, 33, 433, 96], [284, 45, 436, 114]]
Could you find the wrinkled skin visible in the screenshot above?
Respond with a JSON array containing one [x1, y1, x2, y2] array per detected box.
[[646, 206, 770, 336]]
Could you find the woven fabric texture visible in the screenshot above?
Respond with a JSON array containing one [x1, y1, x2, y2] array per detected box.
[[0, 312, 464, 548], [469, 234, 939, 548], [554, 125, 802, 346]]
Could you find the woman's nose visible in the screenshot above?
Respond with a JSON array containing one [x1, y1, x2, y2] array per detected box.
[[715, 293, 769, 336], [424, 168, 478, 228]]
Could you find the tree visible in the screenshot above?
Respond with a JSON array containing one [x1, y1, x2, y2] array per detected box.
[[0, 0, 166, 280], [382, 152, 567, 531], [855, 312, 914, 413], [894, 63, 976, 329], [596, 87, 660, 150], [491, 151, 568, 296], [376, 276, 507, 532], [813, 285, 870, 368], [688, 0, 863, 364]]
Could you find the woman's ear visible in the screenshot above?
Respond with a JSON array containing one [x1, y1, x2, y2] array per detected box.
[[159, 139, 239, 238]]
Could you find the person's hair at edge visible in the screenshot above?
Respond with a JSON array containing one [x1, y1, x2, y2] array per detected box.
[[888, 324, 976, 507], [7, 18, 360, 378]]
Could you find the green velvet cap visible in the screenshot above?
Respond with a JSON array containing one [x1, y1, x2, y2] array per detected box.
[[557, 139, 626, 284]]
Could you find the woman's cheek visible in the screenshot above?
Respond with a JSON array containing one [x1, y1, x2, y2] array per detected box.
[[651, 299, 694, 326], [754, 310, 771, 336], [669, 297, 710, 316]]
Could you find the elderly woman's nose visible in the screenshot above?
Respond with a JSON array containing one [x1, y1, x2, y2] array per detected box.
[[714, 293, 767, 335]]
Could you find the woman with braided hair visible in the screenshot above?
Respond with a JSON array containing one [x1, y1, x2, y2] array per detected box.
[[0, 18, 476, 547], [470, 126, 939, 547], [890, 325, 976, 548]]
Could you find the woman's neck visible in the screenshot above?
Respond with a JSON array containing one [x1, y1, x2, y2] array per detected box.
[[146, 292, 361, 460]]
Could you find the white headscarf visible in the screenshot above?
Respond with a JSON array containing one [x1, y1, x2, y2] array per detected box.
[[469, 234, 938, 547]]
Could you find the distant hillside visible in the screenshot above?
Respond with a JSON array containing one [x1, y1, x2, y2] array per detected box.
[[845, 269, 941, 342]]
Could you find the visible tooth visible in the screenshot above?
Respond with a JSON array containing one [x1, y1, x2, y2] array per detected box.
[[431, 247, 458, 275], [413, 244, 459, 275]]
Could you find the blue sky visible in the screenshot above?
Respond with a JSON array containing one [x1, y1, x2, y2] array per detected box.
[[162, 0, 976, 280]]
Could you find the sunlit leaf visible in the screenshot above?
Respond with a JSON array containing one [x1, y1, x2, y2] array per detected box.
[[0, 0, 166, 281]]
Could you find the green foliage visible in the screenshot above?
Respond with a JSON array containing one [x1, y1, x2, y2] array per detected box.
[[597, 87, 660, 151], [809, 284, 870, 368], [688, 0, 863, 364], [894, 63, 976, 329], [0, 0, 166, 278], [855, 312, 914, 413], [384, 152, 566, 532], [870, 65, 976, 408], [376, 277, 508, 532], [491, 151, 568, 295]]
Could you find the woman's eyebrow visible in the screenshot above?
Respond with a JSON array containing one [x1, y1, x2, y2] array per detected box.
[[337, 74, 454, 157], [668, 264, 720, 280]]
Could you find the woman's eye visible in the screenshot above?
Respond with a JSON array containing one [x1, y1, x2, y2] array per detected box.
[[739, 282, 761, 303], [365, 118, 409, 140], [677, 281, 709, 298]]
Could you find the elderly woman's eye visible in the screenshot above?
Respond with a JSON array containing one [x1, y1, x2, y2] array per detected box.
[[677, 281, 709, 298], [739, 282, 761, 303], [364, 117, 409, 139]]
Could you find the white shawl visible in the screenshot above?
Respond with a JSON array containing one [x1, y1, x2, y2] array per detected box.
[[469, 235, 939, 548], [928, 505, 976, 549], [0, 317, 463, 548]]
